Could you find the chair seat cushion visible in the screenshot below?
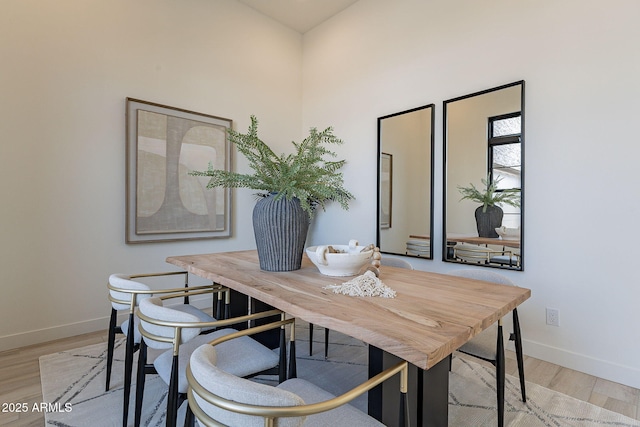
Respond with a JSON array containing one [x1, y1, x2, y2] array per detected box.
[[154, 328, 279, 393], [277, 378, 385, 427], [458, 323, 498, 361], [122, 304, 215, 343]]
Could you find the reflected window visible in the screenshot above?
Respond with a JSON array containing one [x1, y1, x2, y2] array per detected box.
[[492, 114, 521, 137], [489, 113, 521, 191], [488, 112, 521, 228]]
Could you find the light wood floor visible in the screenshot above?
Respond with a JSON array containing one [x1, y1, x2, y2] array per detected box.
[[1, 328, 639, 426], [480, 349, 640, 421]]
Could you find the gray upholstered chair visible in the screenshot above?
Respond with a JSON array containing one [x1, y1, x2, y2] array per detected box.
[[310, 257, 413, 358], [380, 257, 414, 270], [449, 269, 526, 427], [405, 238, 430, 257], [452, 243, 494, 264], [135, 293, 289, 427], [453, 243, 518, 267], [106, 272, 224, 427], [187, 323, 409, 427]]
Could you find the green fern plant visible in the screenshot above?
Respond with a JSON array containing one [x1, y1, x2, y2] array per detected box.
[[190, 115, 354, 217], [458, 175, 520, 213]]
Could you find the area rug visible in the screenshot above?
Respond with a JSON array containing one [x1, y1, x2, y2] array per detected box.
[[40, 333, 640, 426]]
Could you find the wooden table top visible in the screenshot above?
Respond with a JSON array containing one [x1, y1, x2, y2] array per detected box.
[[447, 235, 521, 249], [167, 250, 530, 370]]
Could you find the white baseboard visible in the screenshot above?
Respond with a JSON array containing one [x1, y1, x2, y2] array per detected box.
[[0, 317, 108, 352], [0, 296, 214, 352], [523, 338, 640, 389]]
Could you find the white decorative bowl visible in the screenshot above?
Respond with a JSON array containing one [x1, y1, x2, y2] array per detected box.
[[495, 226, 521, 240], [306, 241, 373, 277]]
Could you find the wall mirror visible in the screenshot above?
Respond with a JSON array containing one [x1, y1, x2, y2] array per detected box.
[[443, 81, 525, 270], [377, 104, 434, 259]]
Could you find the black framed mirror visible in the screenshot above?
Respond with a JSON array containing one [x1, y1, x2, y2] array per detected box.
[[377, 104, 434, 259], [443, 81, 525, 270]]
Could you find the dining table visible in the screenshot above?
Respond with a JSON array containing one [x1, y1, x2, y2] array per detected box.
[[446, 234, 521, 249], [166, 250, 530, 426]]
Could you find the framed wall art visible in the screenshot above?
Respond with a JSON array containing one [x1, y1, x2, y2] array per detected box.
[[126, 98, 232, 243]]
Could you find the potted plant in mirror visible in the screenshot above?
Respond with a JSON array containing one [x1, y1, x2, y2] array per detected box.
[[190, 115, 354, 272], [458, 175, 520, 238]]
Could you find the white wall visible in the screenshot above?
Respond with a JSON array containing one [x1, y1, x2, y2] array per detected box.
[[0, 0, 303, 350], [302, 0, 640, 388]]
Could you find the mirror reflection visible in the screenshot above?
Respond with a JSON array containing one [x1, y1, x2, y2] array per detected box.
[[377, 104, 434, 259], [443, 81, 524, 270]]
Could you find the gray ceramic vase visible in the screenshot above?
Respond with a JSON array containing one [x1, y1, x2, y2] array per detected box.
[[253, 194, 310, 271], [475, 205, 503, 238]]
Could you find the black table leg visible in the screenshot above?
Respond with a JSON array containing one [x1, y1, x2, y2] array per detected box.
[[368, 346, 449, 427]]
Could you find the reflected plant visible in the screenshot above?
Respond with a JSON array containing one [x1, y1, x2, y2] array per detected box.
[[458, 175, 520, 213]]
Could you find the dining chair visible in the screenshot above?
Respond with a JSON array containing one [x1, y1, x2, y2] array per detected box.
[[490, 251, 521, 268], [380, 257, 414, 270], [449, 269, 526, 427], [187, 320, 410, 427], [309, 257, 413, 358], [135, 292, 292, 427], [452, 243, 493, 264], [405, 238, 431, 257], [453, 243, 518, 267], [106, 272, 226, 427]]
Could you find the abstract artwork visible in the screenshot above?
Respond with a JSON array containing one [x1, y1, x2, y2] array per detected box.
[[126, 98, 232, 243]]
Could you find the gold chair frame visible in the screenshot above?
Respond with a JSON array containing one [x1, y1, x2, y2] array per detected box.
[[136, 289, 293, 427], [187, 320, 409, 427]]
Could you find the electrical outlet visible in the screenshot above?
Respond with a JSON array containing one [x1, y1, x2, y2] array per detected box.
[[546, 308, 559, 326]]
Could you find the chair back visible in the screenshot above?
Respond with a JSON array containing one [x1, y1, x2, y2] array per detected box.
[[138, 297, 203, 350], [380, 257, 414, 270], [449, 268, 514, 286], [405, 239, 430, 257], [452, 243, 494, 264], [108, 274, 152, 311], [189, 344, 305, 427]]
